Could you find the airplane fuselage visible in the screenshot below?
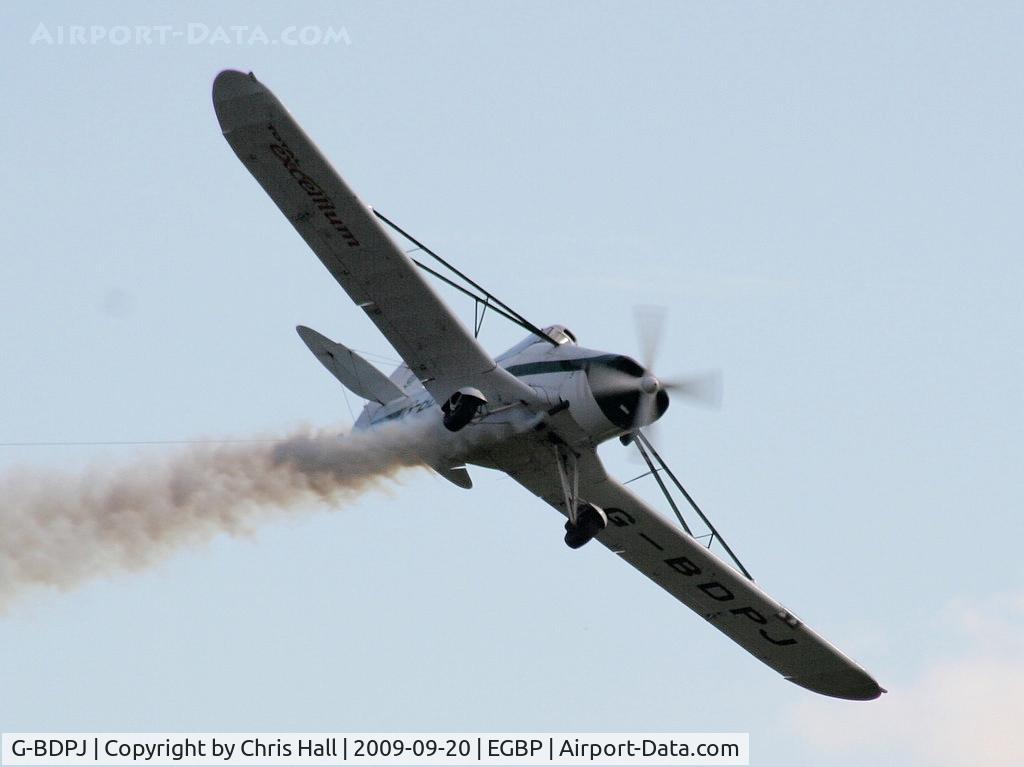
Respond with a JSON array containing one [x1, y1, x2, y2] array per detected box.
[[354, 325, 666, 476]]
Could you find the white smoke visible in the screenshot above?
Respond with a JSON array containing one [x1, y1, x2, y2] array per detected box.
[[0, 420, 435, 610]]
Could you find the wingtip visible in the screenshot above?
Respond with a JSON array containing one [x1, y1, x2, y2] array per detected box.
[[212, 69, 261, 102], [212, 69, 268, 132], [296, 325, 327, 343], [788, 670, 885, 701]]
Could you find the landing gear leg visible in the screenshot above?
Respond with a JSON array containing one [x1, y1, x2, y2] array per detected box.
[[554, 446, 580, 526], [554, 446, 607, 549]]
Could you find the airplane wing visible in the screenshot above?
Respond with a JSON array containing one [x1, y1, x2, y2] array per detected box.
[[212, 70, 542, 410], [507, 444, 884, 701]]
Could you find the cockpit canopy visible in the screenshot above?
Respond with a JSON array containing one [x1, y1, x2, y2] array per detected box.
[[544, 325, 577, 344], [495, 325, 576, 362]]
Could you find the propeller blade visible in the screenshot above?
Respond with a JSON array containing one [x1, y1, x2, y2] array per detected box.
[[632, 391, 656, 433], [634, 305, 667, 371], [642, 420, 662, 453], [626, 395, 658, 464], [660, 370, 723, 409], [621, 307, 721, 461], [593, 368, 645, 396]]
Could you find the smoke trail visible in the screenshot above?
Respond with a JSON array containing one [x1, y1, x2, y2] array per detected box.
[[0, 420, 435, 610]]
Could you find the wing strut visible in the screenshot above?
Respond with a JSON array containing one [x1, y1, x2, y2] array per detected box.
[[632, 431, 755, 581], [373, 210, 558, 347], [631, 434, 693, 536]]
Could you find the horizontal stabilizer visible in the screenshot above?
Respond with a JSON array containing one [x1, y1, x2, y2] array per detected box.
[[297, 325, 405, 405]]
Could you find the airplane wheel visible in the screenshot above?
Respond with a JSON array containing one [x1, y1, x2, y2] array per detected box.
[[442, 390, 485, 432], [564, 505, 608, 549]]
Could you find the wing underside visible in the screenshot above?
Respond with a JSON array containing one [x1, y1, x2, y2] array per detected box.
[[507, 443, 883, 701], [212, 70, 540, 410]]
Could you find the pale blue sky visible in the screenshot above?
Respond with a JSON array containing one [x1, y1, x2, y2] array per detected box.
[[2, 2, 1022, 765]]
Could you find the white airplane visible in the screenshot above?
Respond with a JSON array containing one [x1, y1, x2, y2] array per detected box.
[[213, 70, 883, 701]]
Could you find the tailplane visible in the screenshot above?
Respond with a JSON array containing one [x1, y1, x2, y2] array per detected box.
[[296, 326, 405, 405]]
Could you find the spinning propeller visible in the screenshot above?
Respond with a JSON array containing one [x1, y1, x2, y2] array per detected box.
[[623, 306, 722, 441]]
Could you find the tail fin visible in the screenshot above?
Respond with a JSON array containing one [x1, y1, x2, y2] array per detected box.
[[297, 326, 405, 405]]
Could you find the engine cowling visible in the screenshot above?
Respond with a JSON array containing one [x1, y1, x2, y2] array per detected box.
[[441, 387, 487, 432]]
